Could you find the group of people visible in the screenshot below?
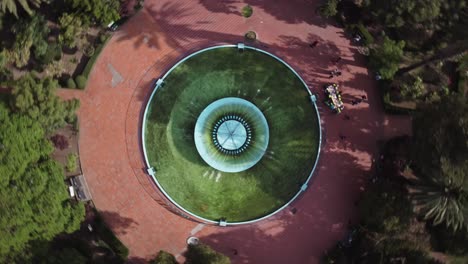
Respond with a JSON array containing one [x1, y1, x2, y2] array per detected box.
[[324, 83, 344, 113]]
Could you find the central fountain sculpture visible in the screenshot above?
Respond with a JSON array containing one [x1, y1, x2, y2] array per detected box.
[[194, 97, 269, 173]]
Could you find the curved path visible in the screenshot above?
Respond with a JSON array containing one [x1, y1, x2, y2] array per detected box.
[[59, 0, 411, 263]]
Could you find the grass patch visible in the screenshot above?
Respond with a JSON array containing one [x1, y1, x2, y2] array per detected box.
[[144, 48, 320, 222]]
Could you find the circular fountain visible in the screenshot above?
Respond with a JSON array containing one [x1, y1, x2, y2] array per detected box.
[[194, 97, 269, 173]]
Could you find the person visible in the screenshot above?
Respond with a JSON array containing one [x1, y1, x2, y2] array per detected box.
[[353, 34, 362, 43], [361, 95, 367, 100]]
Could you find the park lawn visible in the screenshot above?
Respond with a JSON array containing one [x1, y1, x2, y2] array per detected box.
[[144, 48, 320, 222]]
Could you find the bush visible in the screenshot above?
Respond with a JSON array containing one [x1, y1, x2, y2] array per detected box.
[[245, 31, 256, 41], [66, 153, 78, 172], [75, 75, 87, 90], [37, 43, 62, 65], [151, 250, 178, 264], [99, 33, 109, 44], [94, 212, 129, 261], [186, 244, 230, 264], [83, 45, 95, 57], [66, 78, 77, 89], [318, 0, 338, 18], [0, 68, 12, 85], [82, 35, 110, 79], [241, 5, 253, 18]]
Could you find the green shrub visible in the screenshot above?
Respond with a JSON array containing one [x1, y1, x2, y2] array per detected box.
[[0, 68, 12, 85], [94, 212, 129, 261], [82, 36, 110, 79], [75, 75, 87, 89], [37, 43, 62, 65], [318, 0, 338, 18], [83, 45, 95, 57], [99, 33, 109, 44], [0, 49, 8, 68], [66, 153, 78, 172], [245, 31, 256, 41], [241, 5, 253, 18], [151, 250, 178, 264], [66, 78, 76, 89], [186, 244, 230, 264]]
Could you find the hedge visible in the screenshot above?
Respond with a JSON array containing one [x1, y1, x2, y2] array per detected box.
[[81, 34, 111, 82], [94, 212, 129, 262]]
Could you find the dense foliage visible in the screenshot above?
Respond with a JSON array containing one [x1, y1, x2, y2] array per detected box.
[[58, 13, 88, 49], [0, 102, 84, 261], [411, 96, 468, 231], [186, 244, 231, 264], [152, 250, 178, 264], [10, 15, 49, 67], [10, 74, 79, 132], [369, 37, 405, 80], [66, 0, 121, 25]]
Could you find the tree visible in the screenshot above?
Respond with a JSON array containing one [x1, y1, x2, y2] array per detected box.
[[58, 13, 88, 49], [43, 248, 87, 264], [318, 0, 339, 18], [411, 96, 468, 231], [412, 163, 468, 231], [10, 74, 79, 132], [368, 0, 442, 28], [44, 60, 66, 78], [360, 179, 413, 234], [10, 15, 49, 68], [369, 36, 405, 80], [186, 244, 230, 264], [0, 0, 34, 17], [0, 103, 84, 261], [151, 250, 178, 264], [66, 0, 121, 25]]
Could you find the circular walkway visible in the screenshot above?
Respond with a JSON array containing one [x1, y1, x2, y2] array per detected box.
[[58, 0, 412, 263]]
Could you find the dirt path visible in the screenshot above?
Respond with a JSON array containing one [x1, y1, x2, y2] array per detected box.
[[60, 0, 412, 263]]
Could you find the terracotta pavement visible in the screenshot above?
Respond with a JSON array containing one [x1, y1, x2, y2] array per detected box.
[[58, 0, 412, 263]]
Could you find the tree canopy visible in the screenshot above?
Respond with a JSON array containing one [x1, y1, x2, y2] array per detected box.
[[58, 13, 88, 49], [369, 37, 405, 80], [411, 96, 468, 230], [0, 103, 84, 261], [66, 0, 121, 25], [186, 244, 230, 264], [10, 15, 49, 67], [10, 74, 79, 132]]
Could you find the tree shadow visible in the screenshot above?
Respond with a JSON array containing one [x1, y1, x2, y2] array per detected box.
[[98, 210, 138, 235], [198, 0, 242, 16], [197, 0, 329, 27]]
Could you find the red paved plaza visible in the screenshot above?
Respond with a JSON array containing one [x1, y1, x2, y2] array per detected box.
[[59, 0, 411, 263]]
